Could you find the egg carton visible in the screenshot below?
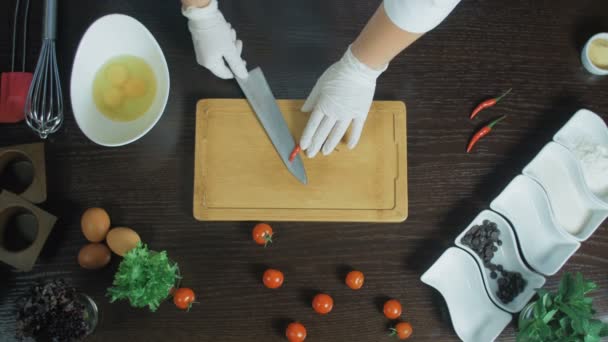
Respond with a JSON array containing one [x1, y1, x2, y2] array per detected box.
[[0, 143, 55, 271], [0, 143, 47, 203]]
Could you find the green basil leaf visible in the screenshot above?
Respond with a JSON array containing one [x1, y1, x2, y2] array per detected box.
[[583, 278, 598, 295], [534, 301, 545, 319], [542, 292, 552, 309], [555, 337, 574, 342], [586, 319, 603, 336], [572, 317, 585, 334], [582, 319, 592, 334], [560, 304, 580, 320], [555, 325, 566, 338], [543, 309, 559, 324], [538, 322, 553, 339], [600, 322, 608, 337], [584, 335, 600, 342], [560, 316, 570, 331], [572, 273, 585, 300]]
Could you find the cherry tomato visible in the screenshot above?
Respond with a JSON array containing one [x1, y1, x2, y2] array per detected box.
[[263, 269, 284, 289], [383, 299, 402, 320], [286, 322, 307, 342], [345, 270, 365, 290], [390, 322, 413, 340], [312, 293, 334, 314], [252, 223, 273, 247], [173, 288, 196, 310]]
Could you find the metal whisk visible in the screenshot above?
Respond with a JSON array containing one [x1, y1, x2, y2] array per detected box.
[[25, 0, 62, 139]]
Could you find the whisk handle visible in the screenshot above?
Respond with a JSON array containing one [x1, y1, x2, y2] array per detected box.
[[43, 0, 57, 40]]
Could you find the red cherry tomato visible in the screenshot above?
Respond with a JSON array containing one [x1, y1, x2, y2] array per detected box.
[[252, 223, 273, 247], [173, 288, 196, 310], [286, 322, 307, 342], [263, 269, 284, 289], [383, 299, 402, 320], [390, 322, 413, 340], [345, 270, 365, 290], [312, 293, 334, 314]]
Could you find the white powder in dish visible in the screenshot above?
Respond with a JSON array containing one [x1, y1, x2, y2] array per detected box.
[[570, 138, 608, 196], [537, 162, 589, 235]]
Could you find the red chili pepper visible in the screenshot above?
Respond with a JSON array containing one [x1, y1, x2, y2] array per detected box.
[[289, 145, 301, 162], [469, 88, 511, 119], [467, 115, 507, 153]]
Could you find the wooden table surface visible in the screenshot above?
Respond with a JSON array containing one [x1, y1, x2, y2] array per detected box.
[[1, 0, 607, 341]]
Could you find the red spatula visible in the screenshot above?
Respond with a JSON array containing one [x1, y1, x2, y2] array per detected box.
[[0, 0, 32, 123]]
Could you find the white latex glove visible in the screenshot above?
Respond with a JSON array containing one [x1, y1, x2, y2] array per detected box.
[[300, 46, 387, 158], [182, 0, 248, 79]]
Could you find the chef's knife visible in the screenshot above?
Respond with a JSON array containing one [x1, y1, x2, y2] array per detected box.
[[235, 67, 308, 185]]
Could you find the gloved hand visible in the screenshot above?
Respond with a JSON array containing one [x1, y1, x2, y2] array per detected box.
[[300, 46, 387, 158], [182, 0, 248, 79]]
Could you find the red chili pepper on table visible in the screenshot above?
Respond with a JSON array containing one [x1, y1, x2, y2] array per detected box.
[[469, 88, 512, 119], [466, 115, 507, 153], [289, 144, 301, 162]]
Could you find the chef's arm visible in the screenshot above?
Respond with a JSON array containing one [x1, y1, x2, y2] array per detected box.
[[300, 0, 461, 157], [181, 0, 211, 9], [352, 0, 461, 70], [181, 0, 248, 79]]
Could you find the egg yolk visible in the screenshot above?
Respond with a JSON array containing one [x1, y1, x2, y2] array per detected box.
[[103, 87, 125, 109], [123, 78, 147, 98], [106, 64, 129, 86]]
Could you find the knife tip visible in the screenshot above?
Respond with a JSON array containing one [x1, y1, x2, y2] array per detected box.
[[297, 174, 308, 185]]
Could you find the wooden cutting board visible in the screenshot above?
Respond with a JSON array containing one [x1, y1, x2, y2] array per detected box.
[[193, 99, 408, 222]]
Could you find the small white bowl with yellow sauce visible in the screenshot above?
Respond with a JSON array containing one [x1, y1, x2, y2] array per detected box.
[[71, 14, 170, 146], [582, 33, 608, 76]]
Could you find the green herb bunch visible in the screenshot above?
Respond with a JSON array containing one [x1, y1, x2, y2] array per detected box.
[[107, 243, 179, 311], [517, 272, 608, 342]]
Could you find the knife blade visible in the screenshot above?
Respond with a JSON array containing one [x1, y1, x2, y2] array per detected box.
[[235, 67, 308, 185]]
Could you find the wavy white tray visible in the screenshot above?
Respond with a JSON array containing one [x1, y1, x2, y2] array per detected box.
[[523, 142, 608, 241], [491, 175, 580, 276], [554, 108, 608, 205], [455, 210, 545, 313], [421, 248, 512, 342]]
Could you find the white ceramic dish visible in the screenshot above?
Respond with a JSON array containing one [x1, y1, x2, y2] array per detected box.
[[581, 33, 608, 76], [455, 210, 546, 313], [421, 248, 511, 342], [71, 14, 170, 146], [523, 142, 608, 241], [554, 109, 608, 204], [490, 175, 581, 276]]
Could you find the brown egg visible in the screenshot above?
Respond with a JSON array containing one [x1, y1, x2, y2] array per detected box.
[[81, 208, 111, 242], [106, 227, 141, 256], [78, 243, 111, 269]]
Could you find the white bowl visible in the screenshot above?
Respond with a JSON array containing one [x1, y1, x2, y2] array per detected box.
[[455, 210, 546, 313], [523, 142, 608, 241], [421, 248, 512, 342], [581, 33, 608, 76], [554, 109, 608, 204], [70, 14, 170, 146], [490, 175, 580, 276]]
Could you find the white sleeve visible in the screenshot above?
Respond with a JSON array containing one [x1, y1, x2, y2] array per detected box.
[[383, 0, 461, 34]]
